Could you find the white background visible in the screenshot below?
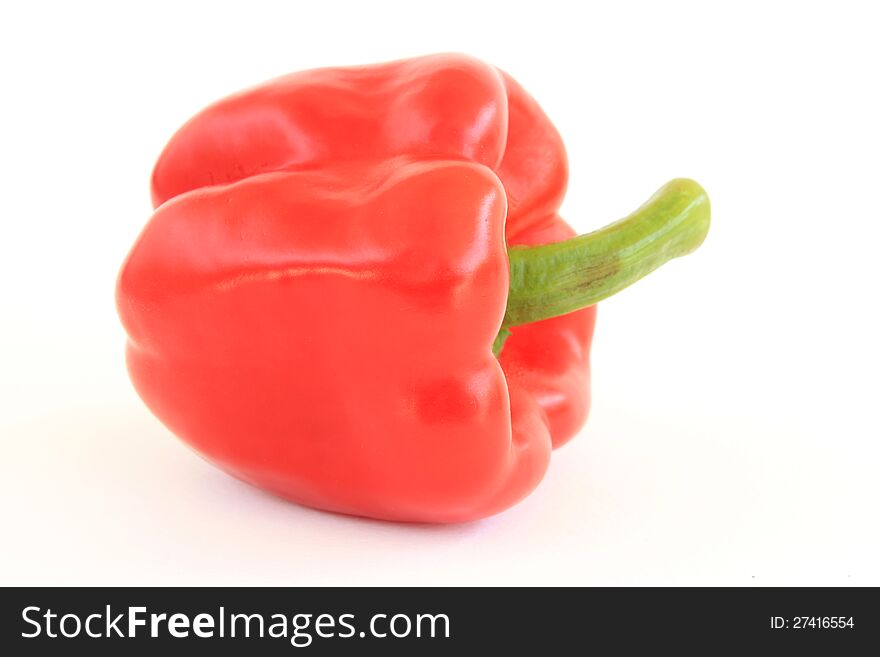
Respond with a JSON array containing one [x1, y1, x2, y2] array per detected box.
[[2, 0, 878, 585]]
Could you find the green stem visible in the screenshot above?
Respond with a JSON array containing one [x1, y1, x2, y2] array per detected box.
[[495, 178, 709, 355]]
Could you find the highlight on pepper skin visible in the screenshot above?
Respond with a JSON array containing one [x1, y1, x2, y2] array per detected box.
[[117, 53, 710, 523]]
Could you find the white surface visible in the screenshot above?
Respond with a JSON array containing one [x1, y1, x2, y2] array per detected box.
[[2, 0, 878, 585]]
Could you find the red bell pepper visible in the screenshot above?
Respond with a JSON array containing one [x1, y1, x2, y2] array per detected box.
[[118, 54, 709, 522]]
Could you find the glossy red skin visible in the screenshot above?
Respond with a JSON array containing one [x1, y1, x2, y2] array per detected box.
[[118, 54, 596, 522]]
